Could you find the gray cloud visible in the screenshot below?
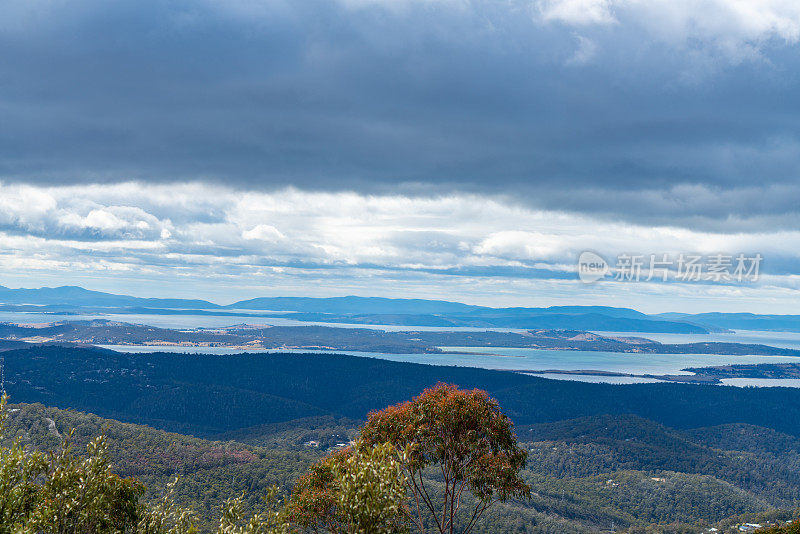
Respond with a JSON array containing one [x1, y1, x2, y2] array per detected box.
[[1, 182, 799, 311], [1, 0, 800, 229], [2, 181, 800, 276]]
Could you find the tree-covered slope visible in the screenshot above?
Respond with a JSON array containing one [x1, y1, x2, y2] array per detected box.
[[7, 402, 800, 533], [6, 345, 800, 437], [2, 402, 315, 531]]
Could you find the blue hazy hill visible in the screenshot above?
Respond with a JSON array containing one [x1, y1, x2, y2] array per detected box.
[[0, 286, 710, 333], [0, 285, 221, 309]]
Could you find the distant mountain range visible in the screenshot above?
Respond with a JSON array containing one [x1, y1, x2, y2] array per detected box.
[[4, 284, 800, 333], [0, 285, 221, 309], [0, 285, 649, 317], [229, 295, 483, 314], [656, 312, 800, 333]]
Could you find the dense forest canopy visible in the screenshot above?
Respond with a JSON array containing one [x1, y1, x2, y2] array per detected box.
[[5, 345, 800, 437]]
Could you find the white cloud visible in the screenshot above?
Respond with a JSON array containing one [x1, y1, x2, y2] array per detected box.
[[567, 34, 598, 64], [337, 0, 460, 9], [538, 0, 616, 26], [242, 224, 286, 242], [537, 0, 800, 60], [1, 181, 800, 311], [473, 231, 571, 260], [0, 186, 57, 232]]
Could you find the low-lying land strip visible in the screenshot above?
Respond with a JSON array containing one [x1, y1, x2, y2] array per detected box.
[[1, 320, 798, 357]]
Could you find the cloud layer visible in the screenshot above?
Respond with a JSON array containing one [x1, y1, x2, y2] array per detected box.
[[1, 0, 800, 228], [3, 1, 800, 310], [2, 182, 800, 312]]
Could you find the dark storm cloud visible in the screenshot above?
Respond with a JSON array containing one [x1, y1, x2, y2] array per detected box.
[[2, 0, 800, 227]]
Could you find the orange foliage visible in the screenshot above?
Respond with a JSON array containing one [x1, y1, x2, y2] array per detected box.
[[360, 383, 530, 534]]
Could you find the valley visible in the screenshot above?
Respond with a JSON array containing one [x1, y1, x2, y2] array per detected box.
[[5, 347, 800, 532]]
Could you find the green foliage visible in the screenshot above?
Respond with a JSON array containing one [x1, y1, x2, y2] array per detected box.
[[758, 521, 800, 533], [1, 394, 144, 533], [2, 402, 315, 531], [0, 395, 298, 534], [7, 389, 800, 534], [26, 433, 144, 533], [0, 394, 49, 532], [332, 442, 409, 533], [286, 441, 408, 533], [138, 478, 197, 534], [360, 383, 531, 534], [215, 416, 360, 452], [216, 487, 291, 534]]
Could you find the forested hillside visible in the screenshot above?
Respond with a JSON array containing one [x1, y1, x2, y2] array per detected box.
[[5, 400, 800, 532], [6, 345, 800, 436], [2, 402, 316, 531], [6, 345, 800, 532]]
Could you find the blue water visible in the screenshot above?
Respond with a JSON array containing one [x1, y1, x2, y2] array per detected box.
[[520, 373, 667, 385], [428, 346, 800, 376], [97, 344, 800, 378], [95, 345, 800, 388], [0, 310, 525, 332], [6, 308, 800, 387], [5, 310, 800, 342], [720, 378, 800, 388], [594, 330, 800, 350]]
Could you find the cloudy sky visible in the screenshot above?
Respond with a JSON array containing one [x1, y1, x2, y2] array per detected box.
[[2, 0, 800, 312]]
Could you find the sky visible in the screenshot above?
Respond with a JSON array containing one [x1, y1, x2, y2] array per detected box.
[[2, 0, 800, 312]]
